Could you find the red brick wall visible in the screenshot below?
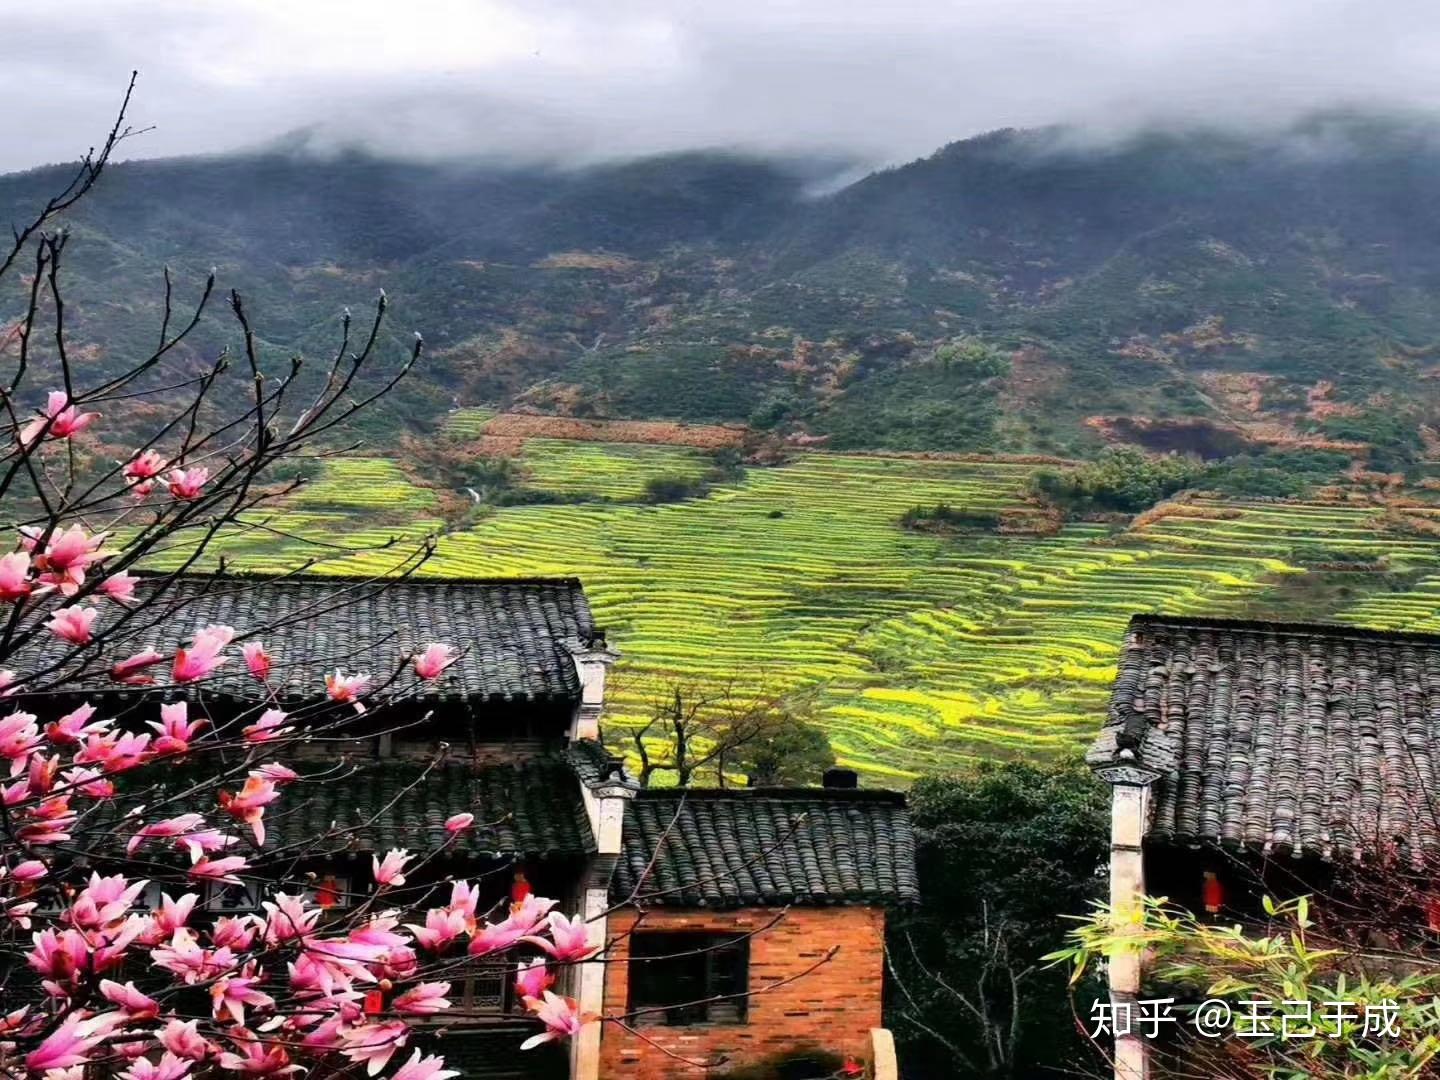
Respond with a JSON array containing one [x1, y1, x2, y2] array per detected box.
[[599, 906, 885, 1078]]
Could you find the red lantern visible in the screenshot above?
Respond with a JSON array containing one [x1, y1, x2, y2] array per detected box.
[[511, 870, 532, 904], [364, 990, 384, 1016], [315, 875, 340, 909], [1202, 871, 1224, 915]]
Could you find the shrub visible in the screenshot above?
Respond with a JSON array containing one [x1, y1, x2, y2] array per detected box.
[[1031, 447, 1204, 514], [643, 473, 705, 502], [900, 503, 1003, 532]]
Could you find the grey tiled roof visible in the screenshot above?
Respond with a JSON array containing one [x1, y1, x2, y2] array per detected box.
[[269, 758, 596, 857], [21, 573, 597, 704], [612, 788, 919, 907], [1091, 614, 1440, 859]]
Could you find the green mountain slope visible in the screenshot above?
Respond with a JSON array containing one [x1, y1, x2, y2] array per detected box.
[[10, 114, 1440, 457]]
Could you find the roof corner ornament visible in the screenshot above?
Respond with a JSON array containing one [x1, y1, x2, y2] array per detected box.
[[1092, 760, 1165, 787], [593, 755, 639, 801]]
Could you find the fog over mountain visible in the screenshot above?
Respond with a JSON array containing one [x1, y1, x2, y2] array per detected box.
[[7, 0, 1440, 173]]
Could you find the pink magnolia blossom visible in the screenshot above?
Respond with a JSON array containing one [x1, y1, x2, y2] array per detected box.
[[0, 670, 17, 695], [111, 646, 167, 685], [406, 906, 469, 952], [340, 1021, 409, 1076], [390, 1050, 459, 1080], [251, 761, 298, 784], [124, 449, 166, 482], [375, 942, 419, 982], [45, 604, 98, 644], [24, 1011, 119, 1072], [74, 730, 152, 773], [413, 643, 456, 681], [152, 929, 236, 984], [16, 800, 77, 844], [392, 981, 452, 1016], [9, 859, 48, 882], [212, 967, 276, 1025], [372, 848, 411, 888], [148, 701, 206, 755], [172, 623, 235, 683], [243, 708, 292, 743], [25, 750, 58, 794], [188, 855, 250, 885], [468, 917, 530, 958], [176, 828, 237, 862], [61, 765, 114, 797], [131, 479, 156, 500], [69, 871, 148, 929], [447, 879, 480, 919], [100, 571, 138, 603], [100, 978, 161, 1018], [27, 926, 89, 986], [297, 1017, 348, 1054], [45, 702, 108, 745], [524, 911, 597, 963], [211, 915, 257, 950], [166, 466, 210, 500], [519, 991, 590, 1051], [0, 551, 31, 601], [515, 958, 553, 1002], [159, 1019, 212, 1061], [0, 710, 42, 772], [444, 812, 474, 834], [122, 1052, 195, 1080], [127, 813, 207, 856], [5, 900, 37, 929], [137, 892, 199, 946], [508, 893, 559, 934], [218, 774, 280, 845], [260, 894, 322, 946], [39, 525, 113, 594], [0, 1005, 28, 1036], [20, 391, 99, 446], [325, 670, 371, 710], [216, 1031, 298, 1076], [242, 641, 272, 681]]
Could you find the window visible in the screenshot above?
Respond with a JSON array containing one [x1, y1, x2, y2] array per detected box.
[[628, 931, 750, 1025]]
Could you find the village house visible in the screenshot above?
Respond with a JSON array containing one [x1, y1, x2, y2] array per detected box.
[[1087, 614, 1440, 1080], [41, 574, 917, 1080]]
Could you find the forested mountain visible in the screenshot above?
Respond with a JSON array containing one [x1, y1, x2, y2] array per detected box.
[[9, 113, 1440, 459]]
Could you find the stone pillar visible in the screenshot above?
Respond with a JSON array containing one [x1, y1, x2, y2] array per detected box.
[[571, 774, 635, 1080], [1108, 781, 1149, 1080], [568, 639, 619, 741], [1091, 753, 1163, 1080], [571, 883, 611, 1080], [870, 1028, 899, 1080]]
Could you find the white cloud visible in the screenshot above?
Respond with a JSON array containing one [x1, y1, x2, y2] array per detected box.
[[4, 0, 1440, 172]]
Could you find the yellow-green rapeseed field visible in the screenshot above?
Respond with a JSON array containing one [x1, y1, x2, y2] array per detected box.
[[159, 444, 1440, 780]]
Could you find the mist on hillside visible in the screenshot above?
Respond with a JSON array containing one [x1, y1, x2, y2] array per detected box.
[[8, 0, 1440, 174]]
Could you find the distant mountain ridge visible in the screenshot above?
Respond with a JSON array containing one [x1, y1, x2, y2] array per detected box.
[[8, 114, 1440, 459]]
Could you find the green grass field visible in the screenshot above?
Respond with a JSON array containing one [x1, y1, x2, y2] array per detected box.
[[155, 447, 1440, 780]]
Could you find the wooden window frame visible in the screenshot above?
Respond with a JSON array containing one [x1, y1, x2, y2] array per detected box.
[[627, 930, 750, 1026]]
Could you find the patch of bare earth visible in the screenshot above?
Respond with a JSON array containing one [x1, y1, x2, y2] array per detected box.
[[533, 251, 640, 273], [482, 412, 746, 449], [1000, 345, 1068, 412], [1087, 415, 1366, 457]]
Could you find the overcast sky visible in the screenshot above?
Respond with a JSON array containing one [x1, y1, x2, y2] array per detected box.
[[5, 0, 1440, 174]]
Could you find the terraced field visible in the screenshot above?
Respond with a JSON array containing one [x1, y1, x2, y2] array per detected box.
[[440, 407, 496, 438], [161, 449, 1440, 779], [516, 439, 712, 501]]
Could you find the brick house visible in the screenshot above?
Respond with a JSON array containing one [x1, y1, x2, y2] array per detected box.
[[1087, 614, 1440, 1080], [28, 574, 917, 1079]]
